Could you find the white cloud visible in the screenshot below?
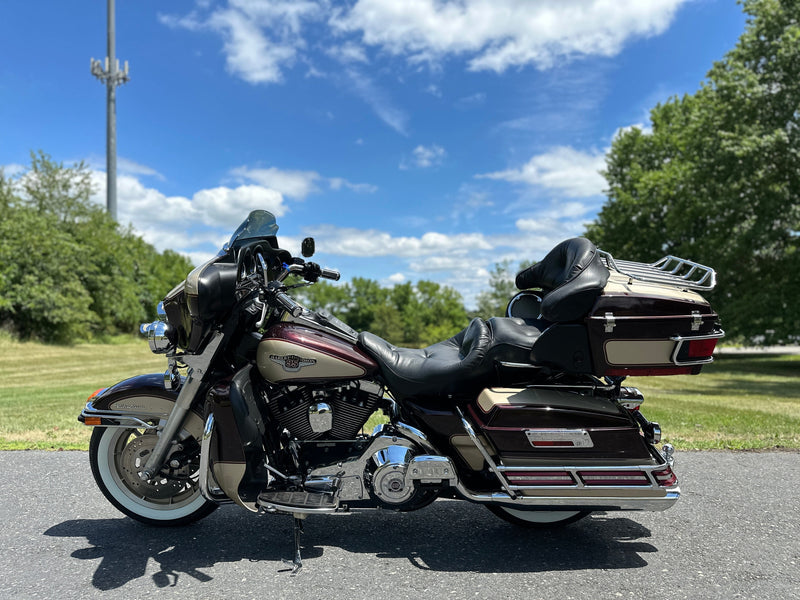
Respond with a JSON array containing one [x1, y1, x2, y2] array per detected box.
[[232, 165, 377, 198], [192, 185, 287, 225], [425, 84, 442, 98], [387, 272, 406, 283], [409, 255, 475, 272], [230, 166, 321, 200], [160, 0, 323, 84], [335, 0, 687, 73], [451, 184, 494, 222], [161, 0, 686, 92], [207, 9, 297, 84], [1, 163, 26, 177], [117, 157, 166, 181], [326, 41, 369, 64], [89, 171, 287, 260], [455, 92, 486, 109], [327, 177, 378, 194], [345, 68, 409, 135], [306, 225, 492, 258], [478, 146, 606, 198], [401, 144, 446, 169]]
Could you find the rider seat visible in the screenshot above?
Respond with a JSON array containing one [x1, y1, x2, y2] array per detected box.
[[358, 317, 545, 399]]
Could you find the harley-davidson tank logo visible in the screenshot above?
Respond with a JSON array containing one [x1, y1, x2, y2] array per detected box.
[[269, 354, 317, 372]]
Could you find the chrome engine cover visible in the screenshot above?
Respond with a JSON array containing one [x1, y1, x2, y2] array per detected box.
[[370, 445, 415, 505]]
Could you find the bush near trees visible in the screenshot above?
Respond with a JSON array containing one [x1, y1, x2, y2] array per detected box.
[[586, 0, 800, 344], [0, 152, 193, 343]]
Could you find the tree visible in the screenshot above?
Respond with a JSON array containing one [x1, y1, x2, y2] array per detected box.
[[475, 260, 535, 318], [0, 152, 194, 342], [297, 278, 469, 347], [586, 0, 800, 344]]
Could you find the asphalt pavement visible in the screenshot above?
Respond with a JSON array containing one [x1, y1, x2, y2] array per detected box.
[[0, 450, 798, 600]]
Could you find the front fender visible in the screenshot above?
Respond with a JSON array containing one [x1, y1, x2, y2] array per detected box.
[[78, 373, 204, 439]]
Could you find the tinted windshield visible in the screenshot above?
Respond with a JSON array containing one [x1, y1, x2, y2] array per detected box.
[[227, 210, 279, 247]]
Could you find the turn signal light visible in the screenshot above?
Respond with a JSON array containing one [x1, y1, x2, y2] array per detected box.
[[87, 388, 106, 401], [84, 417, 102, 426]]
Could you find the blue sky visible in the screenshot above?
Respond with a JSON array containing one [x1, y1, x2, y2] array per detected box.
[[0, 0, 746, 306]]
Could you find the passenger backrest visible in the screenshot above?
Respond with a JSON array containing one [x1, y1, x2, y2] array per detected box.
[[515, 238, 609, 322]]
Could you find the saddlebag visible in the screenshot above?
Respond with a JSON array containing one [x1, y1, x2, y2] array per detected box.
[[469, 387, 654, 463]]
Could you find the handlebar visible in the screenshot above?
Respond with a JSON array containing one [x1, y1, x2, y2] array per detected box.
[[274, 291, 303, 317], [320, 266, 341, 281], [276, 261, 340, 283], [252, 258, 341, 326]]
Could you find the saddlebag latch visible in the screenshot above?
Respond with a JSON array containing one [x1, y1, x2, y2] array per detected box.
[[604, 312, 616, 334]]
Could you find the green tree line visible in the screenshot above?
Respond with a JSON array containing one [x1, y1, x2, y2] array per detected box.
[[586, 0, 799, 344], [0, 152, 193, 343], [296, 278, 472, 347], [3, 2, 794, 347]]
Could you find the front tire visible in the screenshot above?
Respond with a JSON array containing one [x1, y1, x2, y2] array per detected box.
[[89, 420, 217, 527], [487, 505, 590, 528]]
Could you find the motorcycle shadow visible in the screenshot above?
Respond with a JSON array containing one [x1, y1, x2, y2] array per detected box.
[[44, 500, 656, 590], [320, 499, 657, 572]]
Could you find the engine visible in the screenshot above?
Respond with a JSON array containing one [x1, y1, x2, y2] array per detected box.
[[263, 380, 383, 440]]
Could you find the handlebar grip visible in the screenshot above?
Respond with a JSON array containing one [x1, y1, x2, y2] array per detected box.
[[274, 292, 303, 317], [320, 267, 341, 281]]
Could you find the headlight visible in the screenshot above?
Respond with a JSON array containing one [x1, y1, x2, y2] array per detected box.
[[139, 320, 176, 354]]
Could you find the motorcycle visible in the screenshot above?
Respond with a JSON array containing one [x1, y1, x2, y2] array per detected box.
[[79, 210, 723, 573]]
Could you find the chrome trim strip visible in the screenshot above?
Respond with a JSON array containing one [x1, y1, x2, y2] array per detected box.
[[79, 404, 158, 429], [670, 330, 726, 366], [454, 488, 680, 511], [394, 421, 438, 455], [455, 407, 517, 499], [258, 501, 339, 515], [198, 414, 228, 502]]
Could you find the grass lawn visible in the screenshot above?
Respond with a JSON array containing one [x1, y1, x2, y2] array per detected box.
[[628, 353, 800, 450], [1, 334, 798, 451], [0, 334, 166, 450]]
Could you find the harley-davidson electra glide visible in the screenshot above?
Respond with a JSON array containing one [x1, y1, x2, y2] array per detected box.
[[79, 210, 723, 572]]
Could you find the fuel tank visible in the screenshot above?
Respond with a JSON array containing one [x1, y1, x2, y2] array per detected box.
[[257, 323, 378, 384]]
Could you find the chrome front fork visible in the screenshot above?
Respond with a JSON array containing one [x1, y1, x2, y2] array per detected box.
[[138, 333, 224, 481]]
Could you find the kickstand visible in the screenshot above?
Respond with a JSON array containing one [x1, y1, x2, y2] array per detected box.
[[281, 516, 304, 576]]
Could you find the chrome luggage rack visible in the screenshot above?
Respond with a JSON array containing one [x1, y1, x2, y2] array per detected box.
[[598, 250, 716, 291]]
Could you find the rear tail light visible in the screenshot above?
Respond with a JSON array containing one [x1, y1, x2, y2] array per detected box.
[[578, 470, 651, 486], [505, 471, 575, 486], [652, 467, 678, 487], [686, 337, 718, 358]]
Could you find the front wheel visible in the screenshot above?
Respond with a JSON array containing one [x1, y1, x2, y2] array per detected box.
[[89, 422, 217, 527], [487, 505, 590, 528]]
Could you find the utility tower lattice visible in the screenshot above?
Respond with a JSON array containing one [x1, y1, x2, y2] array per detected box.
[[90, 0, 130, 222]]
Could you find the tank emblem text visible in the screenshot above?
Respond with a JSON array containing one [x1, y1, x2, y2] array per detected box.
[[269, 354, 317, 372]]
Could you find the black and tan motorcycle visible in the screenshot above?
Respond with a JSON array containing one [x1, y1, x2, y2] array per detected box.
[[79, 210, 723, 572]]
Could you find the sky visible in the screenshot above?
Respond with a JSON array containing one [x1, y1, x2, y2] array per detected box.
[[0, 0, 747, 307]]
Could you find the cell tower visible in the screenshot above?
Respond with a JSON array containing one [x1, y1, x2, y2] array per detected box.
[[90, 0, 130, 222]]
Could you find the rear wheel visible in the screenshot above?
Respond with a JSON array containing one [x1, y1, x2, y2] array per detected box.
[[89, 408, 217, 527], [487, 505, 590, 528]]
